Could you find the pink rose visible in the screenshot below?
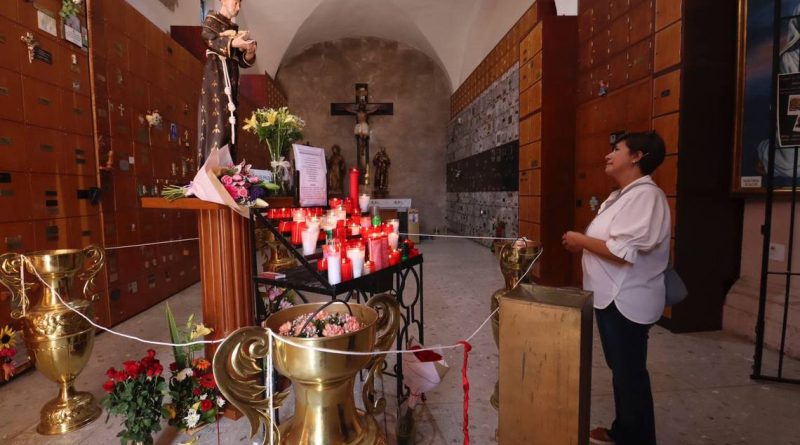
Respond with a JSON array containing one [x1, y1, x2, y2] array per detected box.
[[224, 185, 238, 198], [221, 175, 233, 185], [237, 187, 249, 198], [232, 174, 243, 182], [278, 321, 292, 336], [322, 324, 345, 337], [248, 176, 260, 183]]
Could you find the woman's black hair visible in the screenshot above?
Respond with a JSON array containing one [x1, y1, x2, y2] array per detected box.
[[615, 131, 666, 175]]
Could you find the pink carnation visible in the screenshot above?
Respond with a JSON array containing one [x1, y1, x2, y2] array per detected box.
[[237, 187, 249, 198], [248, 176, 261, 183], [221, 175, 233, 185], [314, 310, 330, 321], [232, 174, 243, 182], [344, 319, 361, 333], [278, 321, 292, 336], [322, 324, 345, 337]]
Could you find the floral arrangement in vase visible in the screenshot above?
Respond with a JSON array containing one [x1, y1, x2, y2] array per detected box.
[[102, 350, 167, 445], [278, 310, 362, 338], [1, 325, 18, 382], [161, 159, 277, 207], [242, 107, 305, 193], [163, 304, 225, 432], [144, 109, 163, 128]]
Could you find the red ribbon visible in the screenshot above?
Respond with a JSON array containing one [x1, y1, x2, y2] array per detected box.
[[457, 340, 472, 445]]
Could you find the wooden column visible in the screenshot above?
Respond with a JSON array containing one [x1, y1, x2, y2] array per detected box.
[[140, 198, 256, 359], [197, 206, 254, 359]]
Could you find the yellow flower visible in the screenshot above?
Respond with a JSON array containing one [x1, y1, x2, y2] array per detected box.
[[190, 323, 213, 340], [266, 110, 278, 126], [0, 325, 16, 350], [242, 114, 258, 132]]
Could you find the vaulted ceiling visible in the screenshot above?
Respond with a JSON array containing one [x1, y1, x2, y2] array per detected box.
[[134, 0, 537, 90]]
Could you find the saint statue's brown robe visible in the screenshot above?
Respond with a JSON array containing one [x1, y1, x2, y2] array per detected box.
[[198, 11, 255, 163]]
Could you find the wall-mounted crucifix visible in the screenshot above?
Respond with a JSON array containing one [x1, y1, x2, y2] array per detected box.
[[331, 83, 393, 185]]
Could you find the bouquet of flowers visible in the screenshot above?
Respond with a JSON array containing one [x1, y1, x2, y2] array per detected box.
[[60, 0, 82, 18], [163, 304, 225, 431], [161, 146, 277, 217], [260, 286, 296, 318], [102, 350, 167, 445], [0, 325, 17, 382], [242, 107, 305, 192], [277, 310, 362, 338]]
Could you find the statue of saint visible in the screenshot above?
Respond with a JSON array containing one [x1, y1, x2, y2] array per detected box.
[[372, 146, 391, 196], [327, 144, 346, 196], [198, 0, 257, 165]]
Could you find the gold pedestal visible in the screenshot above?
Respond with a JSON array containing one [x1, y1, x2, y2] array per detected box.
[[214, 295, 399, 445], [0, 246, 105, 435], [490, 239, 541, 410]]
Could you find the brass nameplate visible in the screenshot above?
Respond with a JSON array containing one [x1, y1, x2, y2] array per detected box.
[[44, 190, 57, 197], [38, 97, 51, 105], [0, 137, 12, 146]]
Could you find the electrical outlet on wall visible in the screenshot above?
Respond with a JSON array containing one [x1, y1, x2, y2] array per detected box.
[[769, 243, 786, 262]]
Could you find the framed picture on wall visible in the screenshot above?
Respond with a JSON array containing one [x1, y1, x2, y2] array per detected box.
[[734, 0, 800, 192]]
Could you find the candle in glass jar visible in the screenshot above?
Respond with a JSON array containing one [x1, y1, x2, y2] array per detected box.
[[341, 257, 353, 281], [301, 225, 320, 256], [327, 251, 341, 285], [317, 258, 328, 272], [387, 231, 399, 250], [360, 216, 372, 230], [359, 194, 370, 213], [389, 249, 401, 266], [388, 219, 400, 234], [347, 247, 366, 278], [291, 221, 307, 246]]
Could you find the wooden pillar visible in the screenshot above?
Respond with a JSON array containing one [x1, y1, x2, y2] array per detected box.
[[197, 206, 254, 359], [498, 284, 593, 445]]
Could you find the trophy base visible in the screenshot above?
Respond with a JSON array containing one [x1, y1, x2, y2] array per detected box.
[[280, 409, 386, 445], [37, 390, 101, 435]]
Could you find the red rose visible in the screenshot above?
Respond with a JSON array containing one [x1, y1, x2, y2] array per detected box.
[[102, 380, 115, 393], [146, 349, 156, 359], [114, 371, 127, 381], [106, 367, 116, 379], [169, 362, 178, 372], [154, 363, 163, 376], [123, 360, 140, 376], [201, 399, 213, 412], [193, 388, 202, 396]]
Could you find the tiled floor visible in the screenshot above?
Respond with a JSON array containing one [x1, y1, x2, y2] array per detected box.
[[1, 238, 799, 444]]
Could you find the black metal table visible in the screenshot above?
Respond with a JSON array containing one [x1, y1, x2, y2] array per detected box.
[[250, 209, 424, 401]]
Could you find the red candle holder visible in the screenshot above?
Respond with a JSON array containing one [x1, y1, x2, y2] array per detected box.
[[341, 258, 353, 281], [388, 249, 401, 266], [317, 258, 328, 272]]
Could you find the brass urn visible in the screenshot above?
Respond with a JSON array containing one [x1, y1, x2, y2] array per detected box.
[[214, 294, 399, 445], [490, 239, 542, 409], [0, 246, 105, 435]]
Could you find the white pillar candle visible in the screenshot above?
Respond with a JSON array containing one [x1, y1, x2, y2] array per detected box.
[[388, 219, 400, 234], [387, 232, 399, 250], [358, 194, 371, 213], [346, 248, 366, 278], [327, 252, 342, 285], [301, 226, 320, 256]]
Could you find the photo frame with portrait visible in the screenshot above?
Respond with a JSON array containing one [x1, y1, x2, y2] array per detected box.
[[734, 0, 800, 192]]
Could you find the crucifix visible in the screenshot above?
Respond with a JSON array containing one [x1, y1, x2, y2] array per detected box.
[[331, 83, 393, 185]]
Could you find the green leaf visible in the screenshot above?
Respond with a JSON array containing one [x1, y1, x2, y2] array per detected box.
[[166, 303, 187, 369]]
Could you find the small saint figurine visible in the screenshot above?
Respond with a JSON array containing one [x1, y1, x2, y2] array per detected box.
[[372, 146, 391, 198], [198, 0, 257, 165], [327, 144, 346, 196]]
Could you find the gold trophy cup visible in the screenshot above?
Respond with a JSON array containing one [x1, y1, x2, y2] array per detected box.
[[490, 239, 542, 409], [214, 294, 399, 445], [0, 246, 105, 435]]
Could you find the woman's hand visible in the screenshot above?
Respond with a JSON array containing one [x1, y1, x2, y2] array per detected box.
[[562, 231, 585, 253]]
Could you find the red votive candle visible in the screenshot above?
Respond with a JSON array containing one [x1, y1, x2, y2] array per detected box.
[[349, 168, 359, 205], [317, 258, 328, 272], [341, 257, 353, 281], [291, 222, 306, 245], [389, 249, 401, 266]]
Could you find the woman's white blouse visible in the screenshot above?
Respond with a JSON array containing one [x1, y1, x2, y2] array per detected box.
[[582, 175, 671, 324]]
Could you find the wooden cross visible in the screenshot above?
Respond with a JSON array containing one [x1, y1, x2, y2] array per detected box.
[[331, 83, 393, 185]]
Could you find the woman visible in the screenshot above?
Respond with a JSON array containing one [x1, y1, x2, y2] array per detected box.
[[198, 0, 257, 164], [562, 131, 670, 445]]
